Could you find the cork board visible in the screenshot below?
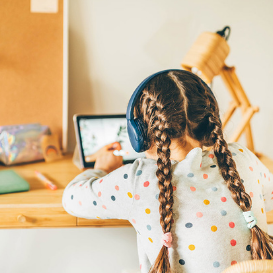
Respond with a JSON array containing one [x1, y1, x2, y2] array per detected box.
[[0, 0, 65, 148]]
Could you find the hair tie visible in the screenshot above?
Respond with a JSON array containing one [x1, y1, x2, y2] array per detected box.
[[243, 211, 257, 229], [161, 232, 172, 248]]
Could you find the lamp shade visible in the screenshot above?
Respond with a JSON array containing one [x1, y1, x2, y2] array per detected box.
[[181, 31, 230, 83]]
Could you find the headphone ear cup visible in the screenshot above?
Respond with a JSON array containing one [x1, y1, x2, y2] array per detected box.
[[127, 119, 147, 153]]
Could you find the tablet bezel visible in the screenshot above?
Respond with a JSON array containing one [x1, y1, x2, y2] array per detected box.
[[73, 114, 140, 168]]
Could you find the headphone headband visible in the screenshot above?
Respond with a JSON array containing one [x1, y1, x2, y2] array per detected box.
[[126, 69, 217, 120], [126, 69, 220, 152], [126, 69, 183, 120]]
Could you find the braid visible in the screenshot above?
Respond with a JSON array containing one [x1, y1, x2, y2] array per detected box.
[[149, 119, 173, 273], [138, 90, 174, 273], [155, 121, 173, 234], [209, 112, 273, 259]]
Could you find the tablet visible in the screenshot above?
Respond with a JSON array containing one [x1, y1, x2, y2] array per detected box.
[[73, 114, 146, 168]]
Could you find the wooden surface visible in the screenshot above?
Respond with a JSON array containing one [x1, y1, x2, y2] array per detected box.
[[0, 153, 272, 228], [0, 154, 132, 228], [0, 0, 64, 146]]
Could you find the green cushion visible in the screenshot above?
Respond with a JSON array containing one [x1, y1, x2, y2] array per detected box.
[[0, 170, 30, 194]]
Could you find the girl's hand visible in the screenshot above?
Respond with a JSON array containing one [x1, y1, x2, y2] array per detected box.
[[94, 142, 123, 174]]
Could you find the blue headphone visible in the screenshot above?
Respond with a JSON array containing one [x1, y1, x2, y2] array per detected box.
[[126, 69, 219, 153]]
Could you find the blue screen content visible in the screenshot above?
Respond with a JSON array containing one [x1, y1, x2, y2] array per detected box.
[[79, 118, 145, 162]]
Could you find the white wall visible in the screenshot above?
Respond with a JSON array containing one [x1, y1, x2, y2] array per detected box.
[[0, 228, 139, 273], [68, 0, 273, 160], [1, 1, 273, 273]]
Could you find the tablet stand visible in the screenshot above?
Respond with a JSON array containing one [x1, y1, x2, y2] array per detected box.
[[72, 144, 83, 170]]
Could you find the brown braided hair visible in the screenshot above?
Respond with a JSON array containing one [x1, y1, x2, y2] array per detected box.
[[134, 70, 273, 273]]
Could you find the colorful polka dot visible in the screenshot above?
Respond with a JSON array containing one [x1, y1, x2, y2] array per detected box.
[[249, 166, 253, 171], [210, 165, 216, 168], [140, 264, 142, 270], [204, 199, 210, 205], [230, 239, 236, 246], [211, 226, 217, 232], [143, 181, 149, 187], [124, 174, 128, 179], [249, 192, 254, 198], [115, 185, 119, 191], [229, 222, 235, 228], [221, 210, 227, 216], [261, 208, 264, 213], [246, 245, 251, 251], [148, 237, 153, 243], [185, 223, 193, 228], [221, 197, 227, 202], [232, 153, 236, 156], [102, 205, 106, 209], [231, 261, 237, 265], [93, 201, 97, 206], [99, 179, 103, 183], [79, 184, 82, 186], [86, 186, 88, 188], [200, 163, 202, 168], [134, 194, 140, 200], [147, 225, 151, 230], [155, 193, 159, 200], [132, 219, 136, 224], [241, 179, 244, 183], [179, 259, 185, 265], [136, 170, 142, 176], [208, 154, 214, 158], [260, 194, 262, 200], [111, 196, 116, 201], [190, 187, 196, 191], [173, 186, 177, 191], [264, 173, 267, 178], [71, 195, 73, 200], [239, 149, 243, 152], [213, 261, 220, 268], [79, 201, 82, 206], [196, 212, 203, 218], [187, 173, 194, 177], [212, 187, 217, 191], [188, 245, 195, 251], [145, 208, 151, 214], [203, 174, 208, 179], [127, 192, 133, 198]]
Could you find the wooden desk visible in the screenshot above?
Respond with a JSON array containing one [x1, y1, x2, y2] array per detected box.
[[0, 154, 131, 229], [0, 154, 273, 229]]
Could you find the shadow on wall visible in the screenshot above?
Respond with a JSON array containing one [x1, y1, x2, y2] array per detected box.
[[68, 28, 95, 151]]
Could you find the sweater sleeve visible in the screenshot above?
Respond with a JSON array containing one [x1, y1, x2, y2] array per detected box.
[[232, 142, 273, 213], [62, 159, 141, 220]]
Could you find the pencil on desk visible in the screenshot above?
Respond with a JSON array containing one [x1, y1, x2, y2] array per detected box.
[[34, 170, 57, 190]]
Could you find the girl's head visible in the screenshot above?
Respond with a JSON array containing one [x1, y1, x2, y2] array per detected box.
[[133, 70, 273, 273]]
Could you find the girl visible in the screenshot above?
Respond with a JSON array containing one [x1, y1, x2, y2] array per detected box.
[[62, 69, 273, 273]]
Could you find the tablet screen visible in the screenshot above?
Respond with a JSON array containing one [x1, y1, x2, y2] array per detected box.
[[76, 115, 145, 165]]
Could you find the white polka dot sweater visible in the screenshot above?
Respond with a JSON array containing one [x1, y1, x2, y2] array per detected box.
[[62, 142, 273, 273]]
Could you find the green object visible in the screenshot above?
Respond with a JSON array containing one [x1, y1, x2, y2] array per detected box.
[[0, 170, 30, 194]]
